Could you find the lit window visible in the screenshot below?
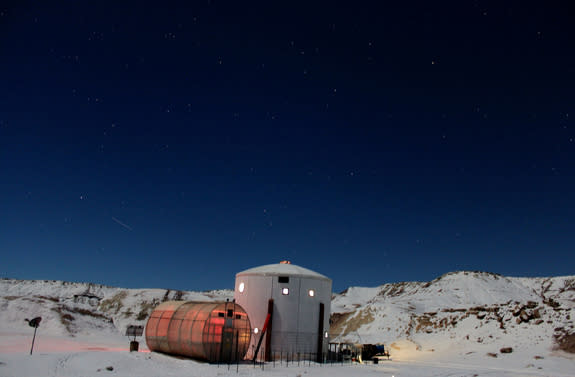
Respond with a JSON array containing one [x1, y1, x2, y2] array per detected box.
[[238, 282, 245, 293], [282, 287, 289, 295], [308, 289, 315, 297], [254, 327, 259, 334]]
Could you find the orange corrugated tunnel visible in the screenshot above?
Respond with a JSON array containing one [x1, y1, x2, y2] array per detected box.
[[145, 301, 251, 363]]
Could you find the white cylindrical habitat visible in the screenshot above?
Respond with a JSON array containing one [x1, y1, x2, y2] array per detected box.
[[234, 261, 332, 361]]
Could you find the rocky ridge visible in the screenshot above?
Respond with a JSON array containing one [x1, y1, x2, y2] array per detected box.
[[330, 271, 574, 358], [1, 271, 573, 359]]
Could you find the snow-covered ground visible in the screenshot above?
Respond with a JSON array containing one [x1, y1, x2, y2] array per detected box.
[[1, 272, 573, 376], [1, 334, 573, 377]]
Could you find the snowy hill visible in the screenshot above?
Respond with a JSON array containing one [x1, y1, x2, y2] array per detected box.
[[1, 271, 573, 363], [0, 278, 233, 339], [330, 271, 575, 361]]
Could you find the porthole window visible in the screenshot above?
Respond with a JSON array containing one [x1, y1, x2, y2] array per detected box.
[[308, 289, 315, 297], [238, 282, 245, 293], [282, 287, 289, 295]]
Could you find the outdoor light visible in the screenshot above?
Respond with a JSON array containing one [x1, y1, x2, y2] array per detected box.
[[254, 327, 259, 334], [282, 287, 289, 295], [324, 331, 329, 338], [308, 289, 315, 297], [238, 282, 245, 293]]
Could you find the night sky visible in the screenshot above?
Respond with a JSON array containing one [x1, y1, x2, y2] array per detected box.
[[1, 1, 574, 292]]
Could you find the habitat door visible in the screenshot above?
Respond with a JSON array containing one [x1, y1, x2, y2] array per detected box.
[[220, 319, 235, 362]]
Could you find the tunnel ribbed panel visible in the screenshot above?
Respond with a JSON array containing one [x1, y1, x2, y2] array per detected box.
[[145, 301, 251, 362]]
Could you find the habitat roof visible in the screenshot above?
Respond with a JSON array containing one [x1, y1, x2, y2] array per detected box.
[[236, 263, 331, 281]]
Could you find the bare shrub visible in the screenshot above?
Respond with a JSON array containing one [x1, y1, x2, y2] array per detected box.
[[555, 332, 575, 353], [100, 291, 128, 314], [136, 300, 158, 321]]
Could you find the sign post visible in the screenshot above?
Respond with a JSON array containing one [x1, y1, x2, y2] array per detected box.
[[125, 325, 144, 352], [26, 317, 42, 355]]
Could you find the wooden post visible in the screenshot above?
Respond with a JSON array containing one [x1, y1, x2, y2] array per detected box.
[[30, 326, 38, 355], [252, 299, 274, 362]]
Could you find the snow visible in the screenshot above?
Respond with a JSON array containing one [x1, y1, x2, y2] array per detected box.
[[1, 272, 574, 376], [1, 341, 574, 377], [237, 262, 331, 281]]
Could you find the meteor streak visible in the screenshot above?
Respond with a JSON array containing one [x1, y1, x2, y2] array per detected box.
[[112, 216, 133, 231]]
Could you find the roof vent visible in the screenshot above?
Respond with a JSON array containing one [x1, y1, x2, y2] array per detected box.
[[280, 260, 291, 264]]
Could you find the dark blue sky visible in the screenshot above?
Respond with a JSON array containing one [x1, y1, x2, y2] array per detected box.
[[1, 1, 574, 292]]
